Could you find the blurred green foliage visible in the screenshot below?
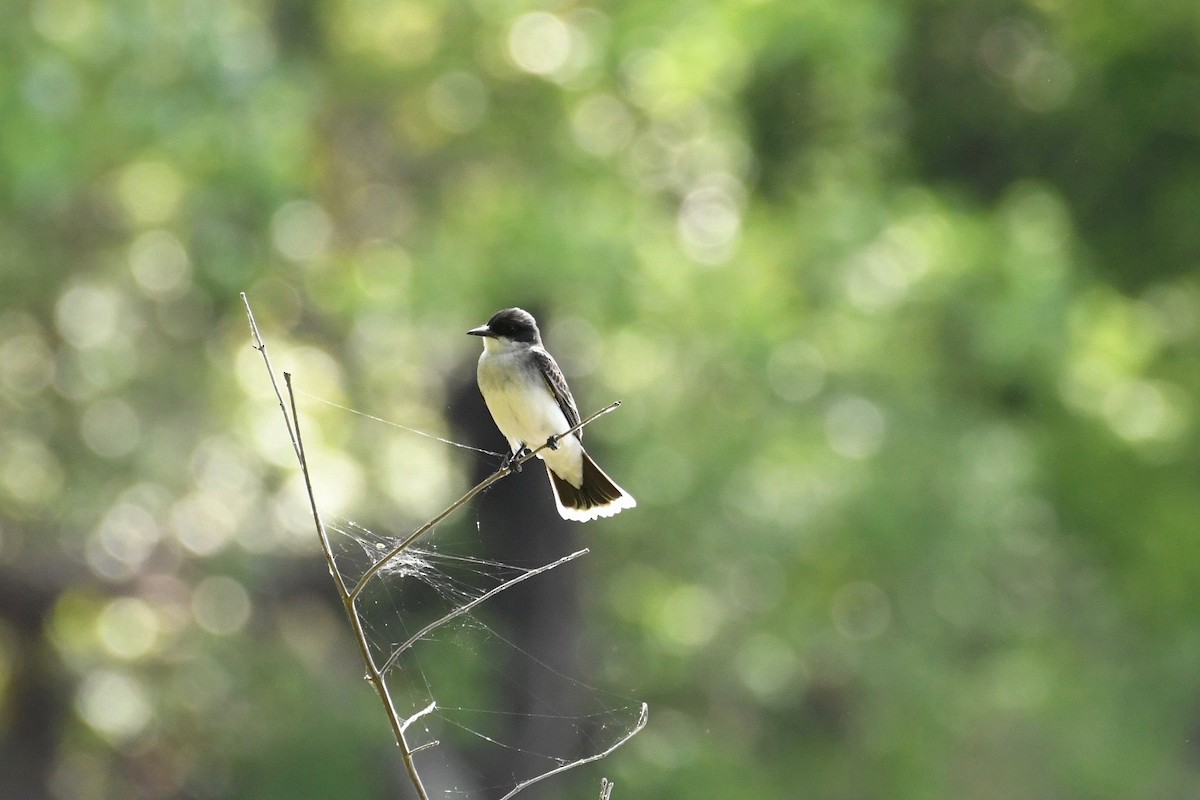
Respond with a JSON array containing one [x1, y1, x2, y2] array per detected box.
[[2, 0, 1200, 797]]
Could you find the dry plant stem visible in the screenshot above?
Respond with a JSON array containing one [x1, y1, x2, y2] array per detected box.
[[284, 373, 347, 595], [240, 293, 301, 462], [348, 400, 622, 603], [285, 373, 433, 800], [243, 297, 430, 800], [495, 703, 648, 800]]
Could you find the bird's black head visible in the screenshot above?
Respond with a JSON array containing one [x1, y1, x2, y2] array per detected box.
[[469, 307, 541, 344]]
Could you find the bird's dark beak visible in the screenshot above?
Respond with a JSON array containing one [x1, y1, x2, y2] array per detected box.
[[467, 325, 494, 337]]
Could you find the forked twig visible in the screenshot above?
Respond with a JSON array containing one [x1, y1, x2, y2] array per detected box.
[[284, 371, 431, 800], [243, 293, 433, 798], [242, 294, 300, 463]]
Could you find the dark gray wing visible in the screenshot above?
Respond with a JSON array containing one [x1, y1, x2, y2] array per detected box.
[[531, 346, 583, 441]]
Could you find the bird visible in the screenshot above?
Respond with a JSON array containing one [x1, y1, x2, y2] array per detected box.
[[468, 308, 636, 522]]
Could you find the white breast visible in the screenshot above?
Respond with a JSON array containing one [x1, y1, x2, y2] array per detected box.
[[477, 344, 584, 486]]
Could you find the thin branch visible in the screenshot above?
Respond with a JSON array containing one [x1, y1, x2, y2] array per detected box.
[[285, 372, 348, 598], [349, 401, 621, 602], [241, 292, 300, 462], [283, 372, 432, 800], [599, 778, 614, 800], [378, 548, 590, 675], [244, 295, 431, 800], [495, 703, 649, 800]]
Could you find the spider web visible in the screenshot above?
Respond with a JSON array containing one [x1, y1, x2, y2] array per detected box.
[[326, 517, 646, 799]]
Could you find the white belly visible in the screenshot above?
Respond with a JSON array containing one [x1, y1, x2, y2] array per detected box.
[[477, 349, 584, 486]]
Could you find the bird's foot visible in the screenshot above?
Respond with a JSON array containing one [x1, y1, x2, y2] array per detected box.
[[501, 446, 531, 472], [544, 434, 560, 451]]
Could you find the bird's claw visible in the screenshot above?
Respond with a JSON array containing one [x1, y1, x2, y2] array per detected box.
[[545, 434, 560, 451], [501, 446, 531, 472]]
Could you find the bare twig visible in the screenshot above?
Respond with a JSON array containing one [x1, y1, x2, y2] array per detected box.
[[408, 740, 440, 756], [244, 296, 431, 800], [495, 703, 649, 800], [240, 292, 300, 462], [599, 778, 614, 800], [285, 372, 432, 800], [283, 373, 348, 596]]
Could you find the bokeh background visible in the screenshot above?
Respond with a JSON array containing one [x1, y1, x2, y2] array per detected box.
[[3, 0, 1200, 797]]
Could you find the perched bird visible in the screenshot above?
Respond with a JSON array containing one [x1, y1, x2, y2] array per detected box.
[[469, 308, 636, 522]]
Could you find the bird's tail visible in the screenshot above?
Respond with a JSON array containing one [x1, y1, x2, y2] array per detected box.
[[547, 450, 636, 522]]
